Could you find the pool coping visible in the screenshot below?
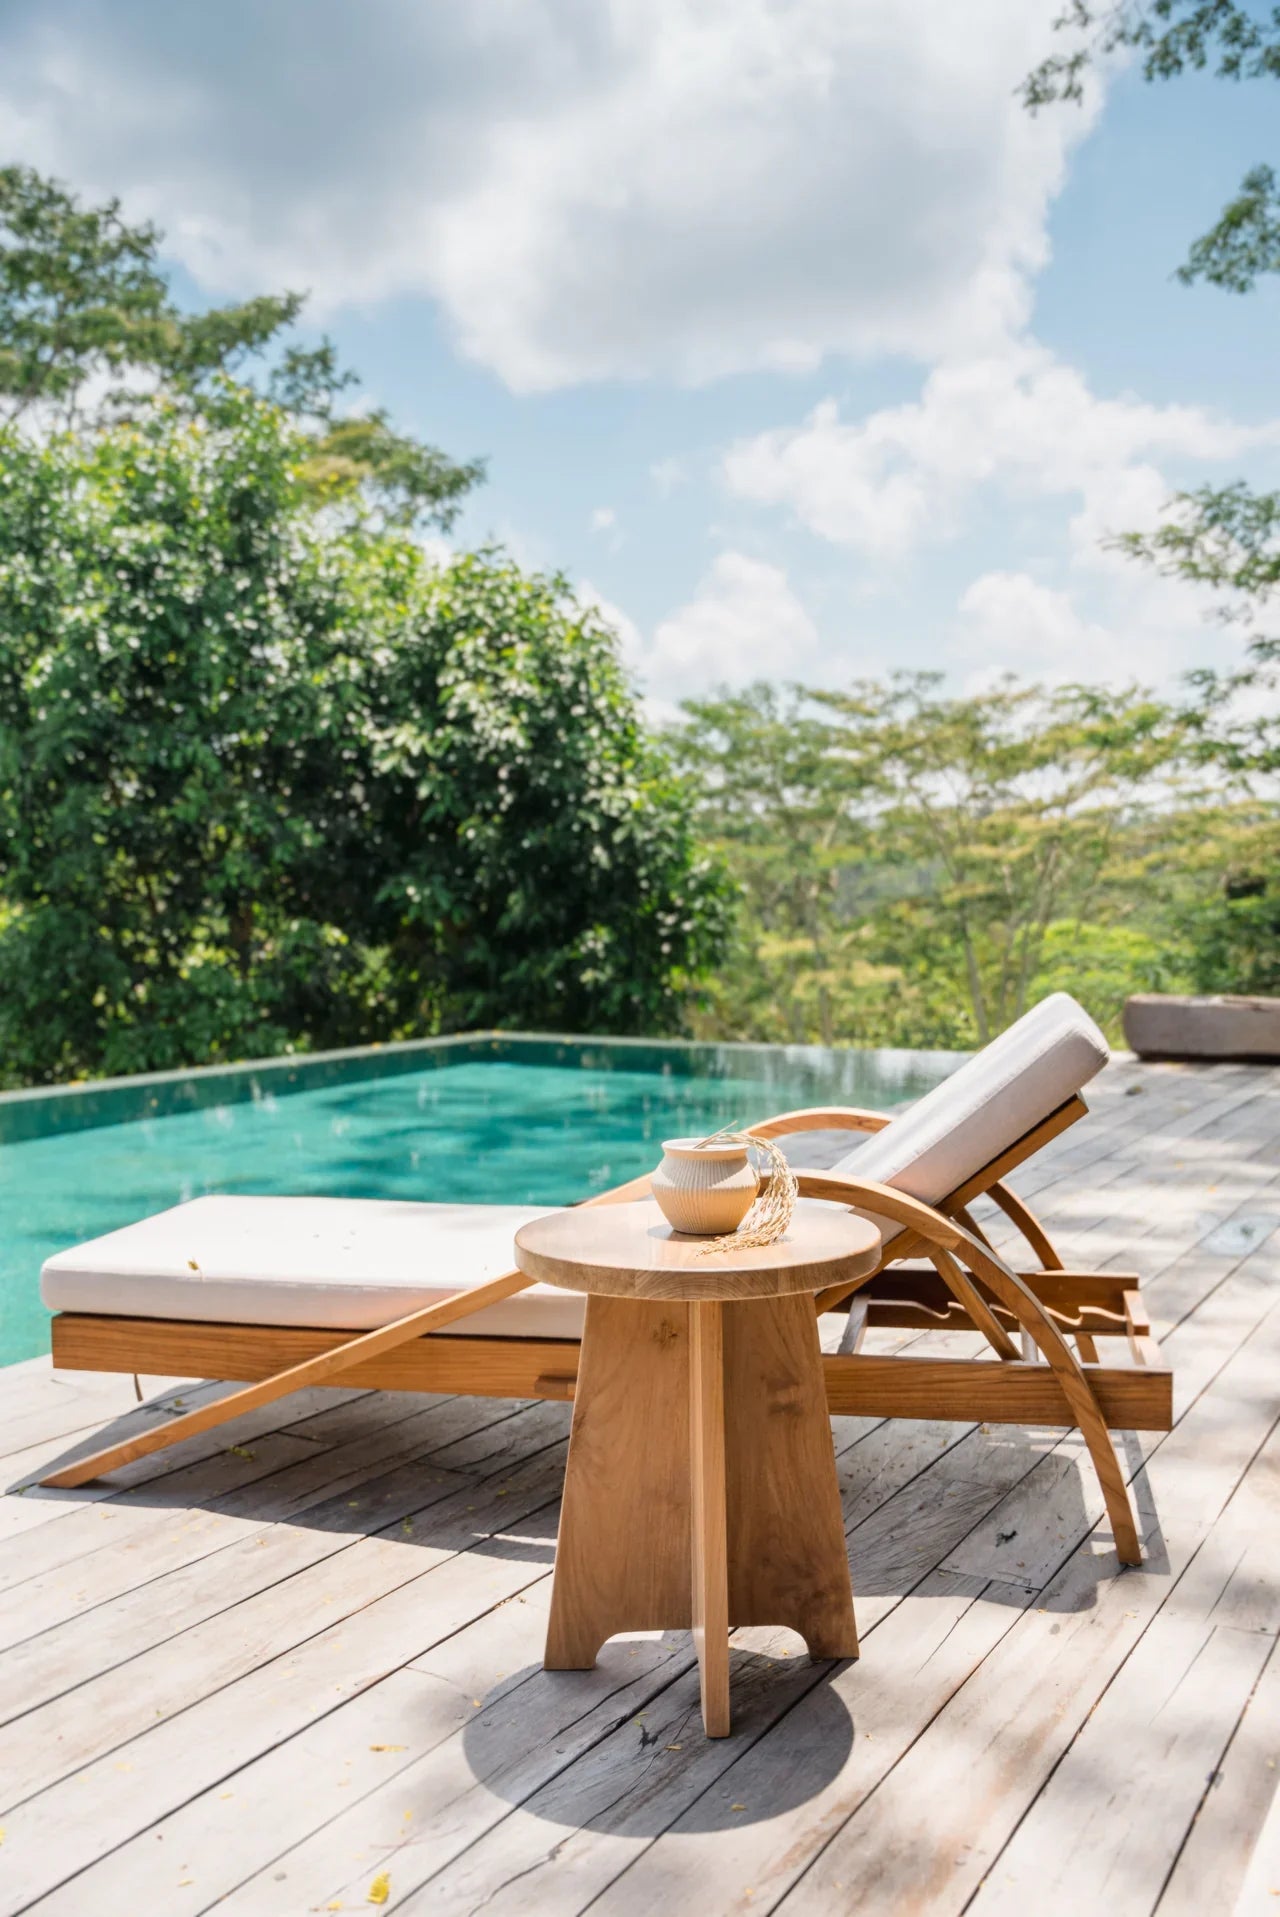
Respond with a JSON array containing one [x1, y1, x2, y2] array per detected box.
[[0, 1031, 970, 1146]]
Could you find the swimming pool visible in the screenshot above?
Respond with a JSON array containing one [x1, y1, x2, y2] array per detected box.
[[0, 1033, 963, 1365]]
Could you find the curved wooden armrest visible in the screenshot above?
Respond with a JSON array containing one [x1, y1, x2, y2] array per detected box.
[[793, 1170, 962, 1250], [748, 1106, 892, 1140]]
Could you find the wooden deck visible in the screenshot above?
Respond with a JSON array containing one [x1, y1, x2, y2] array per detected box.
[[0, 1054, 1277, 1915]]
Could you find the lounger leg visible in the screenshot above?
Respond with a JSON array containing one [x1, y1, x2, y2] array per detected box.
[[39, 1270, 536, 1489]]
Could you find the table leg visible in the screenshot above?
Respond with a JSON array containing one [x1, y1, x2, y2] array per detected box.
[[544, 1294, 691, 1670], [544, 1289, 858, 1711], [690, 1301, 730, 1736], [723, 1293, 859, 1659]]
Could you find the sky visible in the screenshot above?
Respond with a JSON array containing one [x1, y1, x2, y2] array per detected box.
[[1, 0, 1278, 711]]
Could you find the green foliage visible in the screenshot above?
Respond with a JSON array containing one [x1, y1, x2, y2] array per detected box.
[[1114, 482, 1280, 769], [266, 335, 485, 531], [0, 163, 301, 423], [1186, 884, 1280, 993], [1118, 480, 1280, 600], [1023, 6, 1280, 861], [0, 388, 730, 1085], [1169, 812, 1280, 992], [1022, 3, 1280, 292], [0, 164, 481, 531], [1022, 1, 1280, 112], [1177, 162, 1280, 291], [671, 674, 1271, 1050]]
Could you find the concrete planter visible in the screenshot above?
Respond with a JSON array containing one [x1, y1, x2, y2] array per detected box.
[[1123, 993, 1280, 1061]]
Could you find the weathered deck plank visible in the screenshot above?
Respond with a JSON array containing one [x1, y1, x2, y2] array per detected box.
[[0, 1056, 1275, 1915]]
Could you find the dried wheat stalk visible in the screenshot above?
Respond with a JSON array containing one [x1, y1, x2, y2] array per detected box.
[[691, 1126, 798, 1255]]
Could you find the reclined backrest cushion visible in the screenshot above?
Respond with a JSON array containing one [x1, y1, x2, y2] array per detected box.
[[832, 992, 1108, 1217]]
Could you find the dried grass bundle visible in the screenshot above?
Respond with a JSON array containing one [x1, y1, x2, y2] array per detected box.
[[691, 1126, 798, 1255]]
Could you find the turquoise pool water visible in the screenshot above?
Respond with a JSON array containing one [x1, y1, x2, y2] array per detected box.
[[0, 1036, 960, 1364]]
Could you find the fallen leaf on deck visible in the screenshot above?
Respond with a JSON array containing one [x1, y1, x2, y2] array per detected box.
[[369, 1744, 406, 1752], [367, 1872, 391, 1905]]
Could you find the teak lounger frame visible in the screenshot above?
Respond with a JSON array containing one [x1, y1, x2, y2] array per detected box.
[[42, 1094, 1170, 1563]]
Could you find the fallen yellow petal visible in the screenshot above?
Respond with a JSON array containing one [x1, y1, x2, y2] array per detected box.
[[369, 1744, 406, 1753], [367, 1872, 391, 1905]]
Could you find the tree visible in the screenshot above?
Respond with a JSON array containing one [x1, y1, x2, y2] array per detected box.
[[815, 675, 1197, 1042], [673, 674, 1211, 1049], [1021, 3, 1280, 292], [1023, 5, 1280, 967], [1020, 3, 1280, 663], [0, 164, 482, 530], [665, 685, 857, 1041], [0, 387, 730, 1085], [0, 164, 300, 423]]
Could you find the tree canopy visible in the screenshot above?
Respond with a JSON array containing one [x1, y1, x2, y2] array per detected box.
[[1022, 3, 1280, 812], [0, 164, 482, 530], [0, 363, 729, 1087], [1022, 2, 1280, 292], [669, 674, 1271, 1051]]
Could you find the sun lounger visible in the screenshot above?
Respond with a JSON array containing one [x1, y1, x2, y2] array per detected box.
[[38, 994, 1169, 1562]]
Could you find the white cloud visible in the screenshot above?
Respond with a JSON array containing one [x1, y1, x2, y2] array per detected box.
[[649, 457, 689, 497], [955, 571, 1114, 684], [724, 343, 1278, 559], [0, 0, 1087, 390], [644, 551, 820, 698], [590, 506, 617, 533], [952, 561, 1234, 691], [723, 336, 1280, 690]]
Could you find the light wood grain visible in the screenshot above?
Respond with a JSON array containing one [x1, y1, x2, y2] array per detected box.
[[689, 1301, 729, 1736], [543, 1273, 859, 1726], [43, 1310, 1174, 1428], [723, 1293, 858, 1659], [748, 1105, 892, 1138], [50, 1311, 582, 1397], [984, 1179, 1065, 1269], [38, 1269, 536, 1488], [515, 1198, 881, 1301], [543, 1294, 692, 1669], [0, 1056, 1274, 1917], [798, 1169, 1149, 1563], [5, 1065, 1272, 1917]]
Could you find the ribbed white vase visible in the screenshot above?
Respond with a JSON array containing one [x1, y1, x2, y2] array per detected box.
[[649, 1138, 759, 1236]]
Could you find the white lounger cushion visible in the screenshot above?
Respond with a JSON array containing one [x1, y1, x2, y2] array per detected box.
[[40, 993, 1108, 1335], [831, 991, 1108, 1234], [41, 1195, 582, 1340]]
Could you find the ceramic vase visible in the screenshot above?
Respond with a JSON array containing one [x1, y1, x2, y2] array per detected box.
[[649, 1137, 759, 1236]]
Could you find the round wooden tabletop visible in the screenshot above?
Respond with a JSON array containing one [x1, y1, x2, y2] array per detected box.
[[513, 1199, 882, 1302]]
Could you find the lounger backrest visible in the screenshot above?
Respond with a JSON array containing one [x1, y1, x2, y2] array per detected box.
[[832, 993, 1108, 1225]]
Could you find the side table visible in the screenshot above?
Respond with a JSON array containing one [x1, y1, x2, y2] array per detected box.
[[513, 1197, 883, 1735]]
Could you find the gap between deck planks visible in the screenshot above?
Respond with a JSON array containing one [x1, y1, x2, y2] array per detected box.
[[0, 1058, 1276, 1916], [5, 1273, 1266, 1917]]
